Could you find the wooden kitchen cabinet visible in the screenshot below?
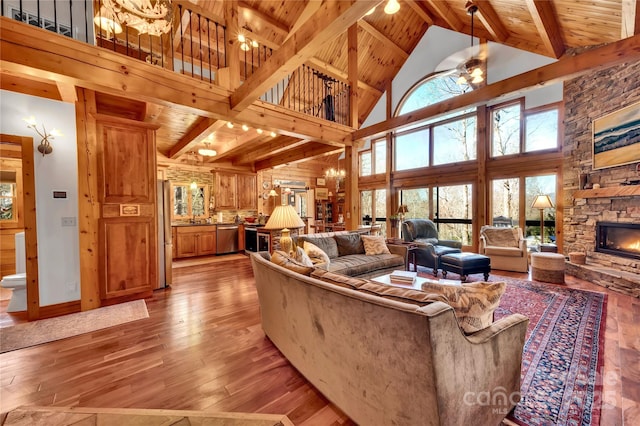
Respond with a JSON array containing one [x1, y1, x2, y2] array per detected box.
[[175, 225, 217, 258], [215, 172, 256, 210]]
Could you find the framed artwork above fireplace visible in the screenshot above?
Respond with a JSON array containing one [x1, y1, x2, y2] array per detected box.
[[592, 100, 640, 170]]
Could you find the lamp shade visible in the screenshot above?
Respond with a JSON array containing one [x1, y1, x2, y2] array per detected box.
[[397, 204, 409, 215], [265, 204, 305, 230], [531, 195, 554, 209]]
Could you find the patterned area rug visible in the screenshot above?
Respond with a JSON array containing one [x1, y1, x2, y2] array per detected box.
[[0, 299, 149, 354], [418, 268, 607, 426]]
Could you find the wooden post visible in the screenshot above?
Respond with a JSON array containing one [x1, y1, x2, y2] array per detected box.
[[224, 0, 241, 90], [348, 24, 358, 128]]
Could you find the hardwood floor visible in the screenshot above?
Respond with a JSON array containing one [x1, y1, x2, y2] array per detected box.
[[1, 255, 638, 425]]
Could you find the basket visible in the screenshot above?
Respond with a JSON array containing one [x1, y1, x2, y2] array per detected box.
[[568, 245, 586, 264]]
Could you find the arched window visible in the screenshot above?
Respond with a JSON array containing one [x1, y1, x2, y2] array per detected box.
[[396, 72, 472, 117]]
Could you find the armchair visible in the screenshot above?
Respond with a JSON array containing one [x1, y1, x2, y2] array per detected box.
[[401, 219, 462, 276], [479, 226, 528, 272]]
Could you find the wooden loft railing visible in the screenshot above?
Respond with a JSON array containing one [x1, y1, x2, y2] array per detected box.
[[2, 0, 351, 126]]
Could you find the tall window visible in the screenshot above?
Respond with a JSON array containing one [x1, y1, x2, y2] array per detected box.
[[395, 128, 429, 171], [491, 178, 519, 227], [360, 188, 388, 236], [359, 138, 386, 176], [433, 115, 477, 165], [434, 184, 473, 245], [525, 175, 556, 244], [399, 188, 429, 219]]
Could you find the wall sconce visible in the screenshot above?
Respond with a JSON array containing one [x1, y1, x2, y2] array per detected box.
[[24, 116, 62, 156]]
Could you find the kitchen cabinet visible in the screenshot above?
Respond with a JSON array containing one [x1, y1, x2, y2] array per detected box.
[[215, 172, 256, 210], [175, 225, 217, 258]]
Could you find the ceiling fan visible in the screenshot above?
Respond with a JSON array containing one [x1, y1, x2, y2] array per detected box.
[[434, 1, 486, 85]]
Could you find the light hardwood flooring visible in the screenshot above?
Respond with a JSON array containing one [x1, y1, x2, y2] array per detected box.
[[1, 255, 638, 425]]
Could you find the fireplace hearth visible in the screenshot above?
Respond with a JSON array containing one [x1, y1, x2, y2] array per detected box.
[[596, 222, 640, 260]]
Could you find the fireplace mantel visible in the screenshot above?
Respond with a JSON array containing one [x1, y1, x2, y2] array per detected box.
[[574, 186, 640, 199]]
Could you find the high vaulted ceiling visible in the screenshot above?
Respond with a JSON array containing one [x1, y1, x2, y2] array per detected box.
[[2, 0, 639, 172]]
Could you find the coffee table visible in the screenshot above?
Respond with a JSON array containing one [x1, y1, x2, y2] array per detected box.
[[372, 273, 461, 290]]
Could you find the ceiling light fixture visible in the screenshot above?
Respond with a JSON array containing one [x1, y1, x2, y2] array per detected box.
[[458, 1, 484, 85], [256, 128, 263, 134], [198, 142, 217, 157], [226, 122, 234, 129], [384, 0, 400, 15], [102, 0, 172, 36], [242, 124, 249, 131], [93, 5, 123, 37], [270, 131, 277, 138], [365, 7, 376, 16]]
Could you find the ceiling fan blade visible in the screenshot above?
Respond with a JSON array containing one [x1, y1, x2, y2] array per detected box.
[[434, 45, 480, 72]]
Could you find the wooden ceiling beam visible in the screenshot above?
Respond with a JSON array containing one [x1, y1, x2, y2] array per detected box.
[[524, 0, 565, 58], [358, 20, 408, 59], [285, 0, 323, 42], [143, 103, 165, 123], [255, 142, 343, 170], [621, 0, 640, 37], [0, 72, 62, 101], [475, 1, 509, 42], [235, 137, 310, 164], [353, 33, 640, 141], [55, 81, 77, 103], [168, 118, 226, 159], [229, 0, 376, 112], [424, 0, 464, 31], [405, 1, 436, 25], [210, 132, 272, 162], [238, 1, 290, 36]]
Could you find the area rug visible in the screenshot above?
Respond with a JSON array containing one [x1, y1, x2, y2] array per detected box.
[[418, 268, 607, 426], [0, 299, 149, 354]]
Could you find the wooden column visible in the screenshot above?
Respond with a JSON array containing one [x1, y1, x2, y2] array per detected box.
[[348, 24, 358, 128], [475, 105, 488, 252], [385, 80, 394, 233], [223, 0, 241, 90], [76, 89, 101, 311], [345, 145, 358, 230]]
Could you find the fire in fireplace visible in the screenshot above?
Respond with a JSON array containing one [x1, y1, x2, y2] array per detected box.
[[596, 222, 640, 260]]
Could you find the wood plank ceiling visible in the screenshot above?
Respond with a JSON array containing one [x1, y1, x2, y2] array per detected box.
[[2, 0, 637, 172]]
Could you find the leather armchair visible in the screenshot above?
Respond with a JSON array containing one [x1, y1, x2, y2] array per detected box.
[[479, 225, 528, 272], [401, 219, 462, 275]]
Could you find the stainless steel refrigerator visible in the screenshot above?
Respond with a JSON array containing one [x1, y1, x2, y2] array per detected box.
[[157, 180, 173, 289]]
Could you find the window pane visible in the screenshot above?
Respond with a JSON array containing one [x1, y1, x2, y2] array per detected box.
[[394, 129, 429, 171], [374, 140, 386, 174], [433, 117, 476, 165], [399, 188, 429, 219], [492, 104, 521, 157], [525, 175, 556, 245], [192, 187, 206, 217], [433, 184, 473, 245], [173, 186, 188, 217], [491, 178, 519, 227], [0, 183, 15, 220], [360, 190, 372, 224], [398, 74, 473, 119], [375, 189, 388, 236], [360, 152, 372, 176], [526, 109, 559, 152]]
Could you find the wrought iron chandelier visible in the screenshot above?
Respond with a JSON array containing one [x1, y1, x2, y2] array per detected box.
[[103, 0, 173, 36]]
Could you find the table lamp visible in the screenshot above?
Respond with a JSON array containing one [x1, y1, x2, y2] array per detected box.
[[265, 204, 305, 255], [396, 204, 409, 239], [531, 195, 554, 244]]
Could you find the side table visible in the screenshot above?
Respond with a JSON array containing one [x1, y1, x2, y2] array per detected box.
[[386, 239, 419, 272]]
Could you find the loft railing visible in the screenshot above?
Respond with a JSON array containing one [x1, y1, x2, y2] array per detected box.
[[2, 0, 350, 125], [261, 64, 351, 127]]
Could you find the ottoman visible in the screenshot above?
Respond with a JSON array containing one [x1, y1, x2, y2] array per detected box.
[[440, 252, 491, 282], [531, 252, 565, 284]]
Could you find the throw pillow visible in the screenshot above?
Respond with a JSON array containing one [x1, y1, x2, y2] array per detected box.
[[304, 241, 331, 268], [271, 250, 315, 276], [361, 235, 391, 255], [334, 233, 365, 256], [298, 236, 339, 259], [294, 246, 314, 267], [420, 281, 507, 334]]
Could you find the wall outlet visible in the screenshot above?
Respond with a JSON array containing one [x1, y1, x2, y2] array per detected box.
[[61, 217, 77, 226]]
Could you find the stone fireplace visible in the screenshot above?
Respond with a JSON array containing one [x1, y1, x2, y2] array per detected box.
[[562, 54, 640, 298]]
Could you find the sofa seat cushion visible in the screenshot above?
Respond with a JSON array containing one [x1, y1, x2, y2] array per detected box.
[[420, 281, 507, 334], [328, 254, 404, 277], [484, 246, 525, 257]]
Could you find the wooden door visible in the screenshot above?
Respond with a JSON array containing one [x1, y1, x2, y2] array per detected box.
[[237, 174, 257, 210], [198, 230, 217, 255], [215, 172, 237, 209], [96, 116, 157, 303]]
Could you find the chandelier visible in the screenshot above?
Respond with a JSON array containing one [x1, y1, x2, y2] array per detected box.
[[102, 0, 173, 36]]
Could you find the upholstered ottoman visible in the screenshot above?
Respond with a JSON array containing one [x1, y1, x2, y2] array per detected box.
[[531, 252, 565, 284], [440, 252, 491, 282]]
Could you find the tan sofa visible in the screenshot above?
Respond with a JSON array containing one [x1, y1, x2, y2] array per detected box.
[[250, 252, 529, 425], [479, 226, 529, 272]]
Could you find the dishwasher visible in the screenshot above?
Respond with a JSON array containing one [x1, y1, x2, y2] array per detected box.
[[216, 225, 239, 254]]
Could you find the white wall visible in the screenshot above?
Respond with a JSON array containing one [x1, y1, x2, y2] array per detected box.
[[362, 26, 562, 127], [0, 90, 81, 306]]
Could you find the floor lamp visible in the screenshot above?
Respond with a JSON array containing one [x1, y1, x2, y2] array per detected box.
[[531, 195, 554, 245]]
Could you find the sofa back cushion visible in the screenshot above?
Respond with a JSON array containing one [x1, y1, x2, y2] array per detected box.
[[334, 233, 365, 256], [420, 281, 506, 334], [481, 226, 519, 248], [298, 235, 339, 259]]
